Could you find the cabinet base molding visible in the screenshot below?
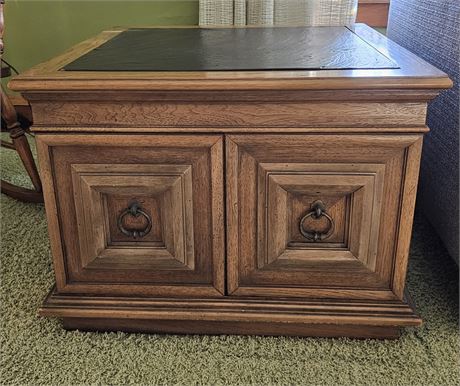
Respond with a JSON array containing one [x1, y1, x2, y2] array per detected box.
[[62, 318, 402, 339], [40, 287, 421, 339]]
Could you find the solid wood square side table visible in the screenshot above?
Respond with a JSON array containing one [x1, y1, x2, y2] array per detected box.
[[10, 25, 451, 339]]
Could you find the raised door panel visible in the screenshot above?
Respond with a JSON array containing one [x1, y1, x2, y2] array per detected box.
[[71, 164, 195, 270], [227, 134, 423, 300], [37, 134, 224, 297]]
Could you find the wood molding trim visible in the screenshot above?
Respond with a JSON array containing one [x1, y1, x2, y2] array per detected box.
[[40, 286, 422, 338]]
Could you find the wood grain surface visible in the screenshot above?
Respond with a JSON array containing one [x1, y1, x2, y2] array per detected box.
[[28, 100, 427, 129], [40, 286, 422, 338], [36, 134, 225, 297]]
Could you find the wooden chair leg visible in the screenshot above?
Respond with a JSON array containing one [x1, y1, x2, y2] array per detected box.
[[1, 86, 44, 203], [10, 125, 42, 192], [1, 123, 44, 203], [0, 180, 44, 203], [1, 139, 15, 149]]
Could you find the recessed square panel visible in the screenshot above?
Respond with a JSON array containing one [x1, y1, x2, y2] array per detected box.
[[259, 165, 385, 269], [71, 164, 195, 270]]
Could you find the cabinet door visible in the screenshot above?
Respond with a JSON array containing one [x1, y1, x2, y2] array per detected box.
[[227, 134, 422, 300], [37, 134, 224, 297]]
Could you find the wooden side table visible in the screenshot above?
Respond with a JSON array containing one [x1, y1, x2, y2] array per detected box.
[[9, 25, 451, 338]]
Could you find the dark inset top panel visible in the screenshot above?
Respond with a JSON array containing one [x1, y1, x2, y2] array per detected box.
[[63, 27, 398, 72]]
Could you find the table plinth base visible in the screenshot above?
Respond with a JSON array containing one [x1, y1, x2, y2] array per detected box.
[[40, 286, 421, 340]]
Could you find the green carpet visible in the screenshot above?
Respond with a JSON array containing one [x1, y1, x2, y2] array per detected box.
[[1, 135, 459, 385]]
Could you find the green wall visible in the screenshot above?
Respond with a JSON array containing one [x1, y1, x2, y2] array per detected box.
[[3, 0, 199, 73]]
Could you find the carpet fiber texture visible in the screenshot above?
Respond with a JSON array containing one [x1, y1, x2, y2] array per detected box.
[[1, 135, 459, 385]]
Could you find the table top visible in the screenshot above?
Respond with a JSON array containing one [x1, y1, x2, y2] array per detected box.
[[9, 24, 451, 93], [63, 27, 398, 72]]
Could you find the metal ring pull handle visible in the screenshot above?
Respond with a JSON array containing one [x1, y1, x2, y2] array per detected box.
[[117, 201, 152, 239], [299, 200, 335, 242]]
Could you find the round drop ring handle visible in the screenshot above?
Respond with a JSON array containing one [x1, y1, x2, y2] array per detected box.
[[299, 200, 335, 242], [117, 201, 152, 239]]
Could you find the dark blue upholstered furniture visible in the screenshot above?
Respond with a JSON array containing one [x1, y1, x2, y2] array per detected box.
[[388, 0, 460, 263]]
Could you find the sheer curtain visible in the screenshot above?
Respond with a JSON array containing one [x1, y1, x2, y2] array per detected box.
[[199, 0, 358, 26]]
